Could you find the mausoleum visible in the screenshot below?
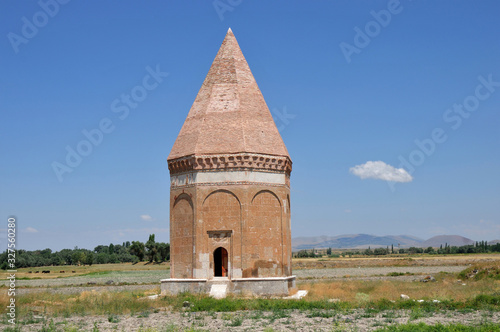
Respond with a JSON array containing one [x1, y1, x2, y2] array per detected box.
[[161, 28, 295, 297]]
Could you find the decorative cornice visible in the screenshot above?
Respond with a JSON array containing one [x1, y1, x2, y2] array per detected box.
[[168, 153, 292, 176], [171, 181, 289, 190]]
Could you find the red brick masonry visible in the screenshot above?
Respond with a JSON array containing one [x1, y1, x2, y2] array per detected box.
[[167, 29, 293, 291]]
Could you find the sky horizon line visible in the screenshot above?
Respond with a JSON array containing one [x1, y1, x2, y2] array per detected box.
[[2, 1, 499, 252], [8, 231, 499, 252]]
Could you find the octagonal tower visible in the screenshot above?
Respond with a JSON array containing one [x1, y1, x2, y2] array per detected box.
[[161, 29, 294, 296]]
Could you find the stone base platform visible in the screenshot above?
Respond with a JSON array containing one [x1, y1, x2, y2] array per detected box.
[[160, 276, 296, 297]]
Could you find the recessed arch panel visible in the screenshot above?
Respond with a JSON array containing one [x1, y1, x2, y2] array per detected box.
[[244, 190, 283, 277], [171, 194, 194, 278], [202, 189, 241, 231], [251, 189, 282, 206]]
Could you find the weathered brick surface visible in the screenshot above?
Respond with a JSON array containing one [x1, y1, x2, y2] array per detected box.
[[170, 196, 193, 278], [168, 29, 293, 282], [170, 184, 291, 279], [168, 28, 289, 161]]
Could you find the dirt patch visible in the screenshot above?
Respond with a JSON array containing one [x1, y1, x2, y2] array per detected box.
[[13, 265, 466, 295], [16, 284, 160, 296], [293, 254, 500, 270], [15, 309, 500, 331], [295, 265, 467, 281]]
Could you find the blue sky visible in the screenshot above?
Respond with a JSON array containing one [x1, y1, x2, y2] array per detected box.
[[1, 1, 499, 251]]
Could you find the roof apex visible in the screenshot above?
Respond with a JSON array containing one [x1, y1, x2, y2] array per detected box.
[[168, 30, 290, 161]]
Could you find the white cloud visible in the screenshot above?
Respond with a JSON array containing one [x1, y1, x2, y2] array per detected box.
[[140, 214, 154, 221], [349, 161, 413, 183], [25, 227, 38, 233]]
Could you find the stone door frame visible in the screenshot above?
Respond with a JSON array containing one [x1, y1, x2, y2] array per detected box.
[[207, 230, 233, 279]]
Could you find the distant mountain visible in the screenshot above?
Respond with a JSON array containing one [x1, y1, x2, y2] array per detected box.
[[292, 235, 338, 249], [291, 234, 483, 251], [419, 235, 474, 248], [489, 239, 500, 245], [292, 234, 424, 251]]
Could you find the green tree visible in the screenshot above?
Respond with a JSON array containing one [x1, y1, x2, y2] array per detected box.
[[96, 252, 108, 264], [72, 251, 86, 265], [130, 241, 145, 261], [424, 246, 435, 254], [51, 255, 64, 266], [145, 234, 157, 263], [373, 247, 388, 255], [85, 251, 94, 266], [0, 251, 8, 270], [94, 245, 108, 254], [59, 249, 73, 265], [157, 242, 170, 262], [296, 250, 308, 258], [408, 247, 423, 254], [108, 253, 118, 263]]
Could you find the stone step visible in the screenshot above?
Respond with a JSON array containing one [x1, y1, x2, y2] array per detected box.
[[211, 277, 229, 284], [209, 283, 228, 299]]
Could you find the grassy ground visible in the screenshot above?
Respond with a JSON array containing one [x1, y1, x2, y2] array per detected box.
[[3, 309, 500, 332], [2, 262, 169, 280], [374, 322, 500, 331], [0, 279, 497, 318], [3, 253, 498, 281], [7, 270, 168, 289], [1, 291, 499, 331], [3, 253, 498, 279], [293, 253, 500, 269], [302, 269, 500, 303], [1, 254, 498, 331]]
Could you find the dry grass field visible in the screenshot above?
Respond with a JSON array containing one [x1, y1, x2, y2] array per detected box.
[[303, 274, 499, 303], [4, 253, 497, 282], [1, 254, 499, 331], [6, 261, 170, 280], [293, 253, 500, 269]]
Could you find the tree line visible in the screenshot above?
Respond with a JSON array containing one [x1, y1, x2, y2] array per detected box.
[[294, 241, 500, 258], [0, 234, 169, 269]]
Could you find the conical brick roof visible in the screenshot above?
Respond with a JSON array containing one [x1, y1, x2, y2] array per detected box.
[[168, 28, 290, 161]]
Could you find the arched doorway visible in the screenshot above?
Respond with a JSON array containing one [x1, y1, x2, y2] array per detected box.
[[213, 247, 228, 277]]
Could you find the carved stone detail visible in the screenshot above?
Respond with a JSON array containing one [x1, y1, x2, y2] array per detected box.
[[207, 230, 232, 243], [168, 153, 292, 176]]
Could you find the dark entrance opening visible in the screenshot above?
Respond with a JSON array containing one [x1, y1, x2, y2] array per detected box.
[[214, 247, 228, 277]]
